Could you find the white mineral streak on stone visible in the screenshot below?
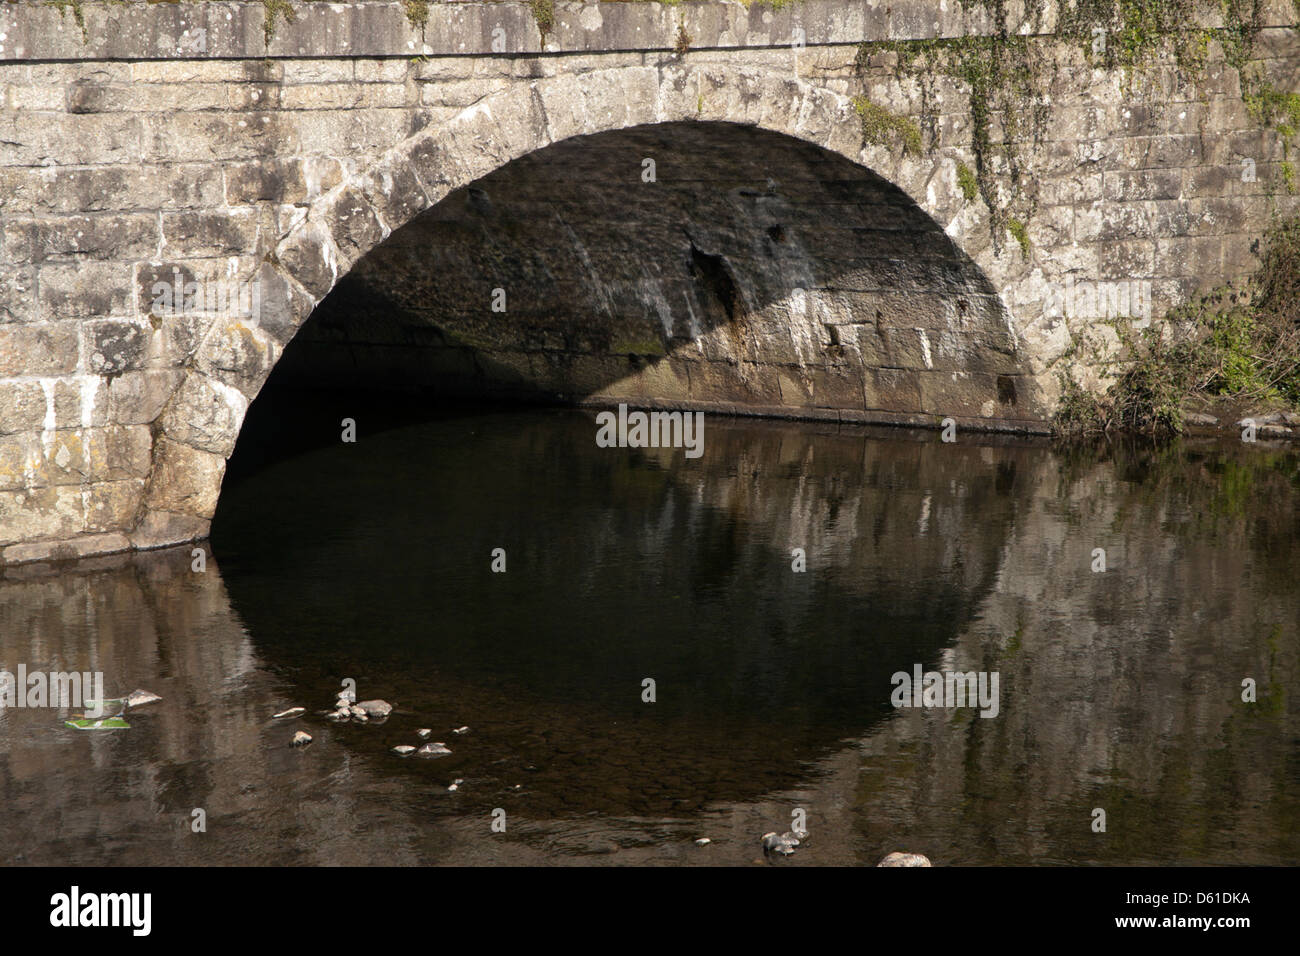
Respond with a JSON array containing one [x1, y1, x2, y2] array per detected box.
[[559, 219, 616, 320], [321, 228, 339, 287], [303, 158, 328, 201], [209, 378, 250, 433], [917, 328, 933, 369], [682, 292, 702, 344], [638, 275, 675, 339], [38, 378, 57, 457]]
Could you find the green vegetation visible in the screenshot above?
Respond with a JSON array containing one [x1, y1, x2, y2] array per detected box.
[[1245, 81, 1300, 194], [854, 0, 1280, 251], [46, 0, 87, 40], [1007, 217, 1030, 259], [402, 0, 428, 31], [1054, 216, 1300, 436], [675, 22, 692, 56], [856, 9, 1048, 256], [956, 162, 979, 202], [528, 0, 555, 42], [852, 95, 923, 156], [262, 0, 294, 45]]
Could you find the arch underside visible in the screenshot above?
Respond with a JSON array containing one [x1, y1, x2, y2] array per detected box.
[[270, 122, 1036, 430]]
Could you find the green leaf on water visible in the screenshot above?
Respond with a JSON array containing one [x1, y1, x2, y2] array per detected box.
[[65, 716, 130, 731]]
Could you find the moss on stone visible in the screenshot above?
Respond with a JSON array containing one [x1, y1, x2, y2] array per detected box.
[[956, 162, 979, 203], [854, 0, 1282, 256], [262, 0, 295, 46], [675, 22, 692, 56], [1245, 81, 1300, 195], [529, 0, 555, 42], [1007, 217, 1030, 259], [614, 337, 668, 357], [852, 95, 922, 156], [402, 0, 429, 31], [859, 26, 1045, 256], [46, 0, 87, 41]]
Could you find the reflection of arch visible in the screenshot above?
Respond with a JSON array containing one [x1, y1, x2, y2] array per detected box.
[[214, 414, 1022, 817], [139, 66, 1041, 549]]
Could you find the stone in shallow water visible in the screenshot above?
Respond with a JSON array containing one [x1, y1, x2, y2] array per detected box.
[[357, 699, 392, 718], [761, 832, 799, 856], [877, 852, 931, 867], [448, 778, 463, 791], [290, 731, 312, 747], [124, 689, 162, 709], [272, 707, 305, 719], [416, 728, 432, 739], [452, 726, 469, 734], [417, 742, 451, 757], [695, 838, 711, 846], [392, 745, 416, 756]]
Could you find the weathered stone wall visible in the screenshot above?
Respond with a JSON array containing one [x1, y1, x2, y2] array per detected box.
[[0, 0, 1297, 563]]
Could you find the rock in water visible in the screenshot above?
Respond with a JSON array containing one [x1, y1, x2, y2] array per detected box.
[[357, 700, 392, 718], [417, 742, 451, 757], [416, 728, 432, 739], [695, 838, 711, 846], [452, 726, 469, 734], [290, 731, 312, 747], [877, 852, 931, 867], [392, 745, 416, 756], [761, 832, 800, 856], [272, 707, 305, 719], [124, 689, 162, 709]]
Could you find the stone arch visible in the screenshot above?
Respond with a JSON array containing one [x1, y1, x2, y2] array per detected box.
[[136, 64, 1039, 551]]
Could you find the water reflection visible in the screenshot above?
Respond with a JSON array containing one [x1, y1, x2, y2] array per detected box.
[[1, 402, 1296, 865]]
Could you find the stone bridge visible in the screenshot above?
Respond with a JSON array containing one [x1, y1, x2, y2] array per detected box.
[[0, 0, 1297, 564]]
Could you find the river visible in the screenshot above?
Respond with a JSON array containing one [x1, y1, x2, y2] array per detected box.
[[2, 394, 1296, 865]]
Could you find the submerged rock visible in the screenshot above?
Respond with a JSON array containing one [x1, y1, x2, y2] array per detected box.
[[695, 838, 711, 846], [417, 742, 451, 757], [272, 707, 305, 719], [448, 778, 463, 791], [392, 745, 416, 756], [452, 726, 469, 734], [290, 731, 312, 747], [124, 689, 162, 709], [761, 832, 799, 856], [877, 852, 931, 867], [356, 700, 392, 718], [416, 728, 432, 739]]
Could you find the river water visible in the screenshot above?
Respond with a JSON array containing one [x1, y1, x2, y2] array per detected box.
[[2, 395, 1297, 865]]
